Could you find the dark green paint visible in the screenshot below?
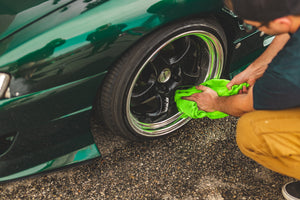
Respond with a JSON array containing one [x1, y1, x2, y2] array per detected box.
[[0, 0, 75, 40], [0, 72, 105, 178], [0, 144, 100, 182], [0, 144, 100, 181]]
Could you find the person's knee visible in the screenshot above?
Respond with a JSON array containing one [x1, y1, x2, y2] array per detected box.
[[236, 110, 300, 179]]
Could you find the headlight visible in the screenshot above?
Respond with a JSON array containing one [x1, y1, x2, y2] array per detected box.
[[0, 73, 10, 99]]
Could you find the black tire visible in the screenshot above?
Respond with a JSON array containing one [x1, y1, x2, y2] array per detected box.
[[99, 18, 227, 140]]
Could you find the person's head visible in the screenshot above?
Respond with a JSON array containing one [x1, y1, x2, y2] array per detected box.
[[225, 0, 300, 35]]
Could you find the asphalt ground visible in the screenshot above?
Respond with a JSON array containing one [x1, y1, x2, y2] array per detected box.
[[0, 116, 295, 199]]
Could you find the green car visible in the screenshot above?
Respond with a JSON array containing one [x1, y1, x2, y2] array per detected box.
[[0, 0, 272, 182]]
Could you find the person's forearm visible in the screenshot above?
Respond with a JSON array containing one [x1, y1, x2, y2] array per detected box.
[[214, 87, 254, 117], [249, 33, 290, 77], [257, 33, 290, 64]]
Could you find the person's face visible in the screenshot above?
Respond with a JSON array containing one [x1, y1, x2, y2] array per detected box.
[[244, 19, 291, 35]]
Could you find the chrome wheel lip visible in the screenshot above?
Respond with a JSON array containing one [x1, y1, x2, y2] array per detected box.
[[126, 30, 224, 137]]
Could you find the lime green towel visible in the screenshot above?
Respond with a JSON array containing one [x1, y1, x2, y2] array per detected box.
[[174, 79, 249, 119]]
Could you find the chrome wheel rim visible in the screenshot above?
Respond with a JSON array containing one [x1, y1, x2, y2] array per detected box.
[[126, 30, 224, 137]]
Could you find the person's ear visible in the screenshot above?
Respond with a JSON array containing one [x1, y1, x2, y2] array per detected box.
[[269, 17, 292, 32], [272, 17, 292, 26]]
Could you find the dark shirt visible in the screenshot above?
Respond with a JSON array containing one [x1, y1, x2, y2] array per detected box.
[[253, 30, 300, 110]]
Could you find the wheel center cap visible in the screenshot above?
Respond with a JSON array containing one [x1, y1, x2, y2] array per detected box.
[[158, 68, 171, 83]]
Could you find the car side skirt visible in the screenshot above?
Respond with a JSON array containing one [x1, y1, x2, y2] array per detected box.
[[0, 143, 100, 182]]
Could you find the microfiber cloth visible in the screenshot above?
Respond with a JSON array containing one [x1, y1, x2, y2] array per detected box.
[[174, 79, 249, 119]]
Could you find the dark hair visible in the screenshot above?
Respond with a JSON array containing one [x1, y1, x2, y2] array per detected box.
[[231, 0, 300, 21]]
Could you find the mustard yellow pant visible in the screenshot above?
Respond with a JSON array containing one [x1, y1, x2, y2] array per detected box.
[[236, 107, 300, 180]]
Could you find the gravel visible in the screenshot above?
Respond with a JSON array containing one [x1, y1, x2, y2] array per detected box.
[[0, 116, 294, 199]]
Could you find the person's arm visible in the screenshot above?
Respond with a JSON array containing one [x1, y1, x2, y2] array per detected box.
[[227, 33, 290, 90], [183, 85, 254, 117], [183, 34, 290, 117]]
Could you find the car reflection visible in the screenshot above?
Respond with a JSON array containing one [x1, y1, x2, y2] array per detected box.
[[86, 23, 127, 56], [14, 38, 66, 79]]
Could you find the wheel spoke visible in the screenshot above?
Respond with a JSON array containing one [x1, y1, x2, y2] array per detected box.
[[169, 36, 192, 64], [179, 37, 200, 75], [131, 93, 163, 119], [132, 63, 157, 97], [149, 54, 171, 75], [131, 89, 157, 108], [178, 36, 210, 84], [151, 37, 192, 67]]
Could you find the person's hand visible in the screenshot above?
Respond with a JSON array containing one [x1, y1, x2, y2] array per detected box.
[[226, 65, 258, 90], [183, 85, 218, 112], [226, 61, 268, 93]]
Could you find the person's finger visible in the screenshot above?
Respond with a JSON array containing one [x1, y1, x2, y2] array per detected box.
[[195, 85, 209, 91], [242, 85, 248, 93], [226, 82, 233, 90], [248, 79, 256, 86], [182, 96, 197, 102], [227, 78, 239, 90], [238, 86, 248, 94]]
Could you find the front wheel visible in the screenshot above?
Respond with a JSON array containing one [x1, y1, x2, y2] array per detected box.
[[98, 18, 227, 140]]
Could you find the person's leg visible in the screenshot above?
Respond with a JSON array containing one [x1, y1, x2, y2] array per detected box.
[[236, 108, 300, 200], [236, 107, 300, 179]]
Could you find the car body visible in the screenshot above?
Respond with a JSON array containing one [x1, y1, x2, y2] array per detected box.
[[0, 0, 272, 182]]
